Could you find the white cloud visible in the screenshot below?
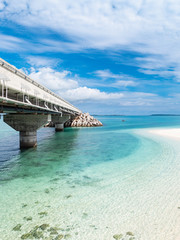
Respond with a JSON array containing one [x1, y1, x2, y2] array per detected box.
[[94, 69, 138, 87], [27, 67, 158, 106], [0, 1, 5, 10], [29, 67, 78, 91], [27, 56, 59, 67], [0, 1, 178, 52], [0, 33, 24, 51], [2, 0, 180, 113], [115, 80, 137, 87], [94, 69, 120, 79], [28, 67, 125, 101], [21, 65, 180, 114], [1, 1, 180, 79], [62, 87, 157, 105], [61, 86, 124, 102]]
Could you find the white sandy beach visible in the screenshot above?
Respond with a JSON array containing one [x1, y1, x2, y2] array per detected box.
[[148, 128, 180, 140]]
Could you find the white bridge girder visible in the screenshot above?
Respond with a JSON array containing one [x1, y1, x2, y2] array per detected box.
[[0, 58, 81, 115], [0, 58, 82, 149]]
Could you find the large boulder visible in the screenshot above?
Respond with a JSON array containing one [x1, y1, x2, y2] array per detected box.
[[64, 113, 103, 127]]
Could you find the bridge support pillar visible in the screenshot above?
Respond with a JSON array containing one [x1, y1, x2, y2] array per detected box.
[[52, 115, 70, 131], [4, 114, 49, 149], [20, 131, 37, 149], [55, 123, 64, 131]]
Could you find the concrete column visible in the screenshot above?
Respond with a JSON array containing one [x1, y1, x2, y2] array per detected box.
[[20, 131, 37, 148], [55, 123, 64, 131], [52, 115, 70, 132], [4, 114, 49, 149]]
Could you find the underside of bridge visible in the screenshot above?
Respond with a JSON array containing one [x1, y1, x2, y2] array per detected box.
[[3, 113, 71, 149], [52, 115, 70, 131]]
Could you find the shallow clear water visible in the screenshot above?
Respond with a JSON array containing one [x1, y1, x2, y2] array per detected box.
[[1, 116, 180, 240]]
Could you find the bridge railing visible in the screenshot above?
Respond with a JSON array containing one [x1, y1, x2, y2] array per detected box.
[[0, 58, 81, 115]]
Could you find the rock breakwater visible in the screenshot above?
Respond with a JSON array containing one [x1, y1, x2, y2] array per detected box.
[[65, 113, 103, 127]]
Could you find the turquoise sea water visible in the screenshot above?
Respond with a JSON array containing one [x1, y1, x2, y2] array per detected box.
[[1, 116, 180, 240]]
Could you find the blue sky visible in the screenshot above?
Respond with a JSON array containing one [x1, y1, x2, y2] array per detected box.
[[0, 0, 180, 115]]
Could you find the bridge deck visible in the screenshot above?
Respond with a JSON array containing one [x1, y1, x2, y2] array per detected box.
[[0, 58, 81, 115]]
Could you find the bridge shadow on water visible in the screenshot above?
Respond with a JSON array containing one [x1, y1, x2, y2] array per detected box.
[[0, 123, 140, 183], [0, 127, 81, 182]]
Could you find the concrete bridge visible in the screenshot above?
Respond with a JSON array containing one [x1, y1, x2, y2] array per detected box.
[[0, 58, 81, 149]]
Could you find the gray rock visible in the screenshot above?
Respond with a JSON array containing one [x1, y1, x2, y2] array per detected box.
[[65, 113, 103, 127]]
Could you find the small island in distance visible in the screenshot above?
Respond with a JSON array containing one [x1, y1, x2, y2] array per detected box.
[[151, 114, 180, 116]]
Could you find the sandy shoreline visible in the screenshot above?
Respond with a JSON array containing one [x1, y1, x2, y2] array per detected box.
[[147, 128, 180, 140]]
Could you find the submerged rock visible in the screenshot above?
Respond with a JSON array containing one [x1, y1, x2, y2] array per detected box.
[[13, 224, 22, 231], [38, 211, 48, 217], [27, 226, 44, 239], [65, 195, 72, 199], [48, 227, 59, 235], [44, 188, 50, 194], [32, 231, 43, 239], [54, 235, 64, 240], [126, 232, 134, 236], [50, 230, 58, 235], [39, 223, 49, 230], [113, 234, 123, 240], [22, 203, 27, 208], [24, 216, 32, 221], [30, 226, 39, 232], [20, 224, 66, 240], [64, 234, 71, 239], [21, 233, 33, 239]]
